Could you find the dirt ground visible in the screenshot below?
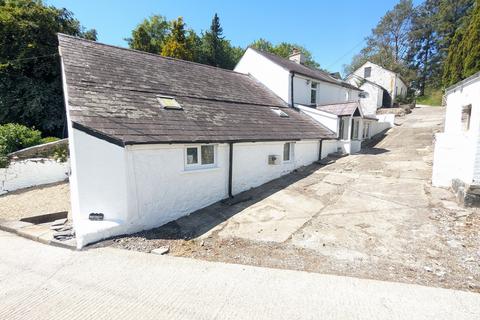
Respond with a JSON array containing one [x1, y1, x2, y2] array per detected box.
[[95, 106, 480, 293], [0, 181, 70, 221]]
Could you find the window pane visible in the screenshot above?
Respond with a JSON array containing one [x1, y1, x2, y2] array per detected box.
[[283, 143, 290, 161], [201, 145, 214, 164], [311, 89, 316, 104], [364, 67, 371, 78], [462, 105, 471, 131], [186, 147, 198, 164]]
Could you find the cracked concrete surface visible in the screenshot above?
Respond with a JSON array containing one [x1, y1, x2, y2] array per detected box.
[[100, 106, 480, 292]]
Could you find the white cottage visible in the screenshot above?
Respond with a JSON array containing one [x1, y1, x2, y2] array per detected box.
[[346, 61, 408, 115], [58, 34, 337, 248], [432, 71, 480, 206], [235, 48, 361, 108]]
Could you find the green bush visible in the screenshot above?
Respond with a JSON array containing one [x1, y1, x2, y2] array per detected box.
[[40, 137, 60, 144], [0, 124, 42, 168], [0, 123, 42, 154], [52, 144, 68, 163]]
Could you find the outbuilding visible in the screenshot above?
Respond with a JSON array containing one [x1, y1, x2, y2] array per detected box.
[[58, 34, 336, 248], [432, 71, 480, 206]]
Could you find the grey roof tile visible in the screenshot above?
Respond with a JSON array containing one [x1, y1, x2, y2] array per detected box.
[[58, 34, 336, 145]]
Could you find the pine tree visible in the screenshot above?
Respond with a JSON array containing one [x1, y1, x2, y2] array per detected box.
[[202, 13, 225, 67], [161, 17, 194, 61]]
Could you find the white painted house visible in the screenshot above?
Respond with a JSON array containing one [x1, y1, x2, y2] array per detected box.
[[58, 35, 337, 248], [235, 48, 394, 154], [346, 61, 408, 115], [432, 71, 480, 206], [235, 48, 361, 108]]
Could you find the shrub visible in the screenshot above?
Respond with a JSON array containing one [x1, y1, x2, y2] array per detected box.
[[0, 124, 42, 168], [40, 137, 60, 144], [52, 144, 68, 163], [0, 123, 42, 154]]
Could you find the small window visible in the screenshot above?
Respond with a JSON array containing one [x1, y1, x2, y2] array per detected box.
[[185, 145, 216, 169], [311, 82, 317, 104], [201, 145, 214, 164], [186, 147, 198, 164], [283, 142, 293, 162], [462, 105, 472, 131], [364, 67, 371, 78], [271, 108, 289, 117], [158, 96, 183, 110]]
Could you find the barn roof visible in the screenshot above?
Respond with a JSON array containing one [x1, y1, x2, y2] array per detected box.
[[58, 34, 335, 146], [248, 48, 360, 91]]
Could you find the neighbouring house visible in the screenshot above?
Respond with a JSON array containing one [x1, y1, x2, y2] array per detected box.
[[235, 49, 394, 154], [345, 61, 408, 114], [298, 102, 378, 154], [432, 71, 480, 207], [58, 34, 337, 248], [234, 48, 362, 108]]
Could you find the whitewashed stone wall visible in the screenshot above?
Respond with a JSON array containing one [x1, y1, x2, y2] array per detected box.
[[0, 158, 69, 195]]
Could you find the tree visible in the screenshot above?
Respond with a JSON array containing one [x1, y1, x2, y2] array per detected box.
[[126, 15, 170, 54], [161, 17, 194, 61], [249, 39, 320, 68], [443, 0, 480, 86], [407, 0, 441, 94], [201, 13, 226, 67], [344, 0, 414, 78], [0, 0, 97, 137]]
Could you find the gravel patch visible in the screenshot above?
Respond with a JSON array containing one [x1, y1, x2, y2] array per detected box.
[[0, 181, 70, 221]]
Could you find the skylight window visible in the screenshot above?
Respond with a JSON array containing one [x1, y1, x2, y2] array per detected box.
[[158, 96, 183, 110], [271, 108, 289, 118]]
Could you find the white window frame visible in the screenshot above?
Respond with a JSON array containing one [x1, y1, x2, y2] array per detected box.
[[283, 142, 295, 163], [461, 105, 472, 132], [184, 144, 217, 170], [352, 118, 360, 140]]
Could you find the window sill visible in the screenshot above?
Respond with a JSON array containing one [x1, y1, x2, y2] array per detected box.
[[181, 166, 220, 174]]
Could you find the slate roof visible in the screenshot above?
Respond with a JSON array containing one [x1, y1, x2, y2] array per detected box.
[[317, 102, 361, 116], [249, 48, 360, 91], [58, 34, 335, 146]]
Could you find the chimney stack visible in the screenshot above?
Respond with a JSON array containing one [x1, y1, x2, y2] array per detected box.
[[289, 48, 306, 65]]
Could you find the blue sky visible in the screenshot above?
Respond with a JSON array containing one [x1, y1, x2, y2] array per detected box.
[[46, 0, 420, 72]]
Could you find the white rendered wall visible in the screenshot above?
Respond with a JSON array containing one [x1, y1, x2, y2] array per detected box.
[[126, 143, 229, 230], [297, 105, 339, 133], [293, 75, 358, 106], [0, 159, 69, 195], [234, 48, 291, 103], [232, 140, 319, 194], [69, 129, 130, 248], [351, 62, 407, 102], [433, 77, 480, 186], [358, 82, 383, 115]]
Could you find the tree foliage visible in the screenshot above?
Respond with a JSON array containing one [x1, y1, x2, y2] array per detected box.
[[126, 15, 170, 54], [250, 39, 320, 68], [0, 0, 97, 137], [161, 17, 194, 61], [345, 0, 475, 94], [443, 0, 480, 86]]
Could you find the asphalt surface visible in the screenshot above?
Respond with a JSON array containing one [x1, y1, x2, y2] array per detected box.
[[1, 230, 479, 319]]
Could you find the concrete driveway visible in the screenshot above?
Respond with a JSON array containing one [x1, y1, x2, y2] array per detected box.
[[2, 230, 480, 320], [103, 106, 480, 292]]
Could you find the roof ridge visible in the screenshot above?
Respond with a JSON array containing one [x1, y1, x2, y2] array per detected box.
[[57, 33, 251, 78]]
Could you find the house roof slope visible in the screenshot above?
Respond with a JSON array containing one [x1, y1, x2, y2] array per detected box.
[[317, 102, 361, 116], [248, 47, 360, 91], [58, 34, 335, 146]]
